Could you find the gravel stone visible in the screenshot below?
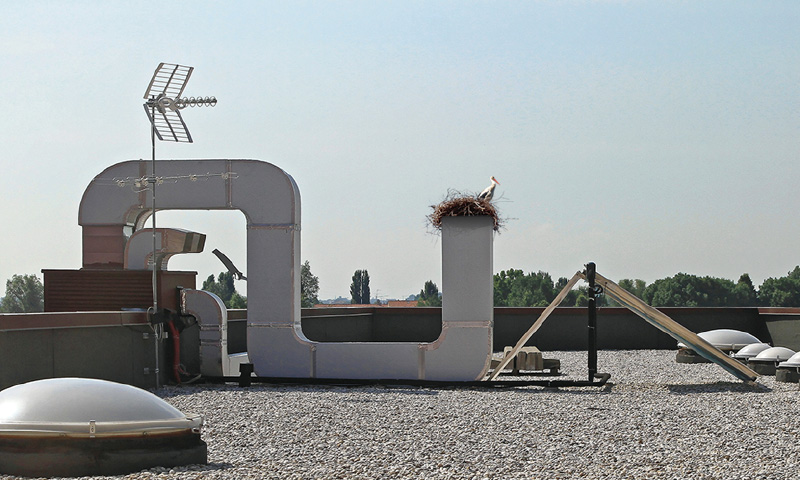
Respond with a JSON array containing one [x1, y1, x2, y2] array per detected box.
[[3, 350, 798, 480]]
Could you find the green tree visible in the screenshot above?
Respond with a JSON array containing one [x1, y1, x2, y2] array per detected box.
[[618, 279, 647, 299], [493, 269, 519, 306], [758, 267, 800, 306], [202, 272, 247, 308], [555, 276, 581, 306], [350, 269, 370, 304], [301, 260, 320, 308], [568, 285, 611, 307], [1, 274, 44, 313], [417, 280, 442, 307], [733, 273, 759, 306], [228, 292, 247, 309], [571, 285, 590, 307], [494, 269, 556, 307], [604, 278, 647, 307], [642, 273, 738, 307]]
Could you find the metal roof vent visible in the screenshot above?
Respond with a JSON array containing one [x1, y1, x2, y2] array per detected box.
[[0, 378, 206, 477], [732, 343, 772, 363], [676, 329, 761, 364], [747, 347, 796, 376]]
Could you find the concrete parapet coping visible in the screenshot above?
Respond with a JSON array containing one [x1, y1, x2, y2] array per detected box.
[[0, 311, 149, 331]]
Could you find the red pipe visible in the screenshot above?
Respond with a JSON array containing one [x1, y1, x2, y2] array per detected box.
[[167, 321, 181, 384]]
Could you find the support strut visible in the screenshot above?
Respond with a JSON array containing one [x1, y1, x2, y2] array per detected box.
[[587, 262, 598, 382], [485, 263, 610, 386]]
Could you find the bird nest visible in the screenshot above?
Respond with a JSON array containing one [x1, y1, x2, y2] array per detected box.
[[427, 189, 502, 232]]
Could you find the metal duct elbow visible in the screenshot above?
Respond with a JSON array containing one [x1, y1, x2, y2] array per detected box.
[[124, 228, 206, 270]]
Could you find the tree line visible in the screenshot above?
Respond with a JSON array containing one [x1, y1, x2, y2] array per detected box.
[[6, 265, 800, 313], [490, 267, 800, 308]]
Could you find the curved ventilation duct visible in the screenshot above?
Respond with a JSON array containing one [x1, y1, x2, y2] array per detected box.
[[80, 159, 492, 381], [124, 227, 205, 270], [180, 288, 249, 377]]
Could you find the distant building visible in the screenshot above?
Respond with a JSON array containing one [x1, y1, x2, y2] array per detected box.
[[386, 300, 419, 307], [313, 303, 375, 308]]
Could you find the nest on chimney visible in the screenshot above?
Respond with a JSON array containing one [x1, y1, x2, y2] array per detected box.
[[427, 189, 502, 233]]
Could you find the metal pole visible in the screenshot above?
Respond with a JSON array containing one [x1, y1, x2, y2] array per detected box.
[[586, 262, 598, 381], [150, 106, 160, 389]]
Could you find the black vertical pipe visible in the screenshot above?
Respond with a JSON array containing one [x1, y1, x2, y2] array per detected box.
[[587, 262, 598, 381]]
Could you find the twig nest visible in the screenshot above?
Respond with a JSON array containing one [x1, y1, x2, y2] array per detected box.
[[427, 189, 502, 232]]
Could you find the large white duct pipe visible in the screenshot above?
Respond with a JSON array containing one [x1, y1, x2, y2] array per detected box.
[[80, 159, 492, 381]]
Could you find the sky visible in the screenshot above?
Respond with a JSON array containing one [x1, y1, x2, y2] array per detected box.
[[1, 1, 798, 301]]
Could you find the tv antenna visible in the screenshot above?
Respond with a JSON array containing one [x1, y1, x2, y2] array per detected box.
[[143, 62, 216, 387]]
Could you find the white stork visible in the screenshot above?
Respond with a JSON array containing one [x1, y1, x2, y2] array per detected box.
[[477, 176, 500, 202]]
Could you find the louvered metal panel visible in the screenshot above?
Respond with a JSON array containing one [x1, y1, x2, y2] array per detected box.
[[43, 270, 196, 313]]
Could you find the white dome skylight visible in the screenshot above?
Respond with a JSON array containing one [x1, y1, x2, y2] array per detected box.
[[0, 378, 206, 477], [750, 347, 796, 363], [677, 329, 761, 351], [732, 343, 772, 360], [778, 351, 800, 368], [0, 377, 201, 437]]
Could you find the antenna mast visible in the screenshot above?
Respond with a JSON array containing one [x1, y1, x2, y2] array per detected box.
[[142, 62, 216, 388]]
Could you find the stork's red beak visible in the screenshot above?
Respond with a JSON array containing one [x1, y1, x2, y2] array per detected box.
[[492, 176, 500, 184]]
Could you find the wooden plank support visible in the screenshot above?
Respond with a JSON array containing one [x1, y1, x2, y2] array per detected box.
[[589, 271, 758, 384], [485, 271, 582, 381]]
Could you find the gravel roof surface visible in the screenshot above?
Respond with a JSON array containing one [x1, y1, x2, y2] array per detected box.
[[4, 350, 798, 480]]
